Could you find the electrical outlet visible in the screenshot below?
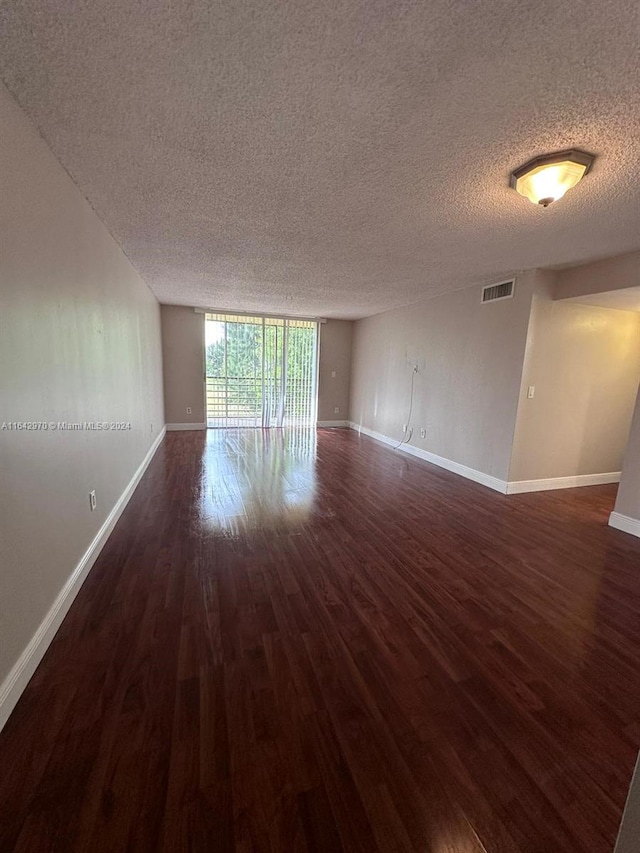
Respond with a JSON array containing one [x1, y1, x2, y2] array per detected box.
[[186, 406, 192, 414], [331, 371, 337, 378], [334, 407, 340, 414], [89, 490, 97, 512], [413, 364, 418, 373], [420, 428, 426, 439]]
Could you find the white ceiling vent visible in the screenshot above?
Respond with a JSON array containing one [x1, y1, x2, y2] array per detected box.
[[481, 279, 515, 304]]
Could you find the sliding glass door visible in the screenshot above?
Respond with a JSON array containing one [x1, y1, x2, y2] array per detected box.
[[205, 313, 318, 428]]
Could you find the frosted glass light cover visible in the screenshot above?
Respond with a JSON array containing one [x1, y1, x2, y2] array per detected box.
[[516, 160, 587, 205], [510, 150, 594, 207]]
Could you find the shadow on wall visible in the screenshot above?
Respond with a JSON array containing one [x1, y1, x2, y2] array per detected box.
[[577, 381, 640, 477]]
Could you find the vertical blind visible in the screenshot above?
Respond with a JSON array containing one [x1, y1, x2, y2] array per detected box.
[[205, 313, 318, 428]]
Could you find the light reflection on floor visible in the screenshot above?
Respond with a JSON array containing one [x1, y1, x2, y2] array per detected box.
[[198, 428, 318, 535]]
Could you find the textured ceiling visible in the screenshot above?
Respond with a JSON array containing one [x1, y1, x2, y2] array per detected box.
[[1, 0, 639, 319]]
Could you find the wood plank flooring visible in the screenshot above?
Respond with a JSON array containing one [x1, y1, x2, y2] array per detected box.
[[1, 427, 640, 852]]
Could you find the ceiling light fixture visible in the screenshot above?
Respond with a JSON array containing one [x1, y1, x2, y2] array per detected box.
[[510, 149, 595, 208]]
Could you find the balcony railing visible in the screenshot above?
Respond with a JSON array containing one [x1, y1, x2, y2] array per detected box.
[[205, 376, 314, 428]]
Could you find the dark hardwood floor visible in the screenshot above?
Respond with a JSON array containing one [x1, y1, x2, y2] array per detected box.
[[1, 428, 640, 852]]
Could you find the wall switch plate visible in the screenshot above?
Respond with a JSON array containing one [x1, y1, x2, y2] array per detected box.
[[331, 371, 336, 378], [420, 428, 426, 439], [527, 386, 535, 399], [334, 407, 340, 414], [186, 406, 192, 414], [403, 424, 407, 433], [89, 490, 97, 512]]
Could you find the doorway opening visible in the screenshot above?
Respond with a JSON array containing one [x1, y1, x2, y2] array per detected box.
[[205, 312, 318, 428]]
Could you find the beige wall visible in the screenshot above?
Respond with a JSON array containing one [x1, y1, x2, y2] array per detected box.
[[0, 85, 164, 697], [349, 271, 537, 481], [614, 392, 640, 521], [317, 320, 353, 422], [615, 753, 640, 853], [555, 251, 640, 301], [161, 306, 206, 425], [509, 272, 640, 482], [554, 252, 640, 530]]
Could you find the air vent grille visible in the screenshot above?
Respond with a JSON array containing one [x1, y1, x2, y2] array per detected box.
[[482, 279, 515, 304]]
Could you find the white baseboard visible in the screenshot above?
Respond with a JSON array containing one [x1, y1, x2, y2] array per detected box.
[[0, 426, 167, 733], [347, 423, 624, 498], [609, 511, 640, 539], [348, 422, 508, 494], [166, 422, 206, 431], [506, 472, 621, 494], [317, 420, 349, 428]]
